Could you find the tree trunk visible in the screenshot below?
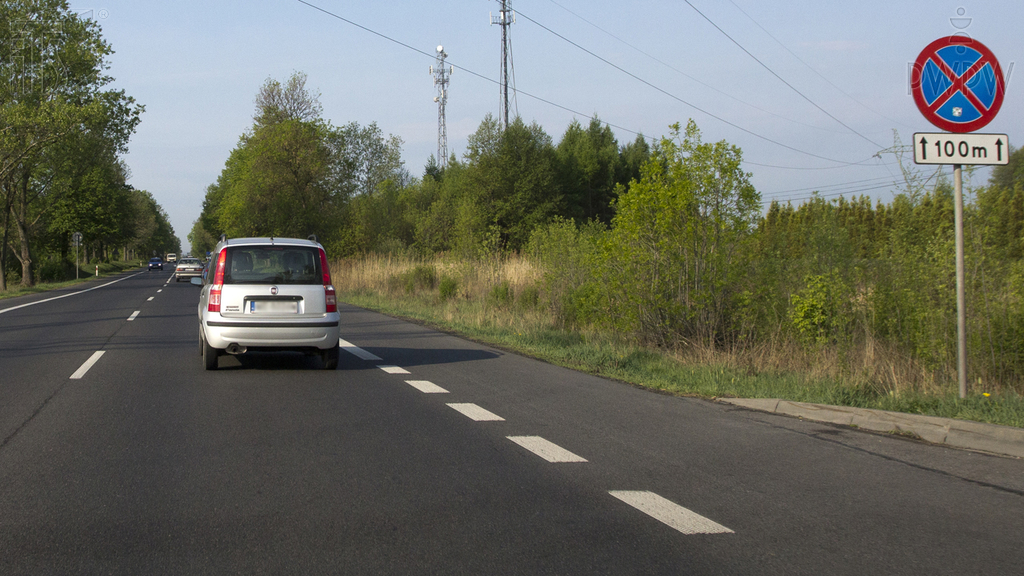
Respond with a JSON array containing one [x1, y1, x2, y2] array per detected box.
[[0, 183, 11, 292], [14, 214, 33, 286], [13, 172, 34, 287]]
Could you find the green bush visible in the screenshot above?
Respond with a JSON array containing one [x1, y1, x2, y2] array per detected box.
[[489, 280, 514, 307], [439, 274, 459, 301], [518, 284, 540, 309], [411, 265, 437, 290], [789, 270, 852, 346], [386, 264, 438, 294], [37, 259, 70, 283]]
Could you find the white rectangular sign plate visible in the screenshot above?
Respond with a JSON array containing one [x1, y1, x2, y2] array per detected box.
[[914, 133, 1010, 166]]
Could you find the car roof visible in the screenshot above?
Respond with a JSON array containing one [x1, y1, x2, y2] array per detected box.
[[217, 237, 322, 249]]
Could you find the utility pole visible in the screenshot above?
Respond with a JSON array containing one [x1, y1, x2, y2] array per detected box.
[[430, 45, 452, 169], [490, 0, 515, 129]]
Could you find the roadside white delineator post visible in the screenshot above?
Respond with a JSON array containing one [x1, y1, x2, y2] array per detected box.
[[94, 265, 98, 277]]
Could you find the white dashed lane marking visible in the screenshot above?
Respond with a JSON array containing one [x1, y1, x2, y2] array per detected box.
[[146, 297, 154, 301], [156, 289, 162, 293], [609, 491, 734, 535], [447, 403, 505, 421], [378, 365, 410, 374], [127, 311, 140, 321], [507, 436, 587, 462], [405, 380, 449, 393], [70, 351, 105, 380], [339, 339, 382, 361]]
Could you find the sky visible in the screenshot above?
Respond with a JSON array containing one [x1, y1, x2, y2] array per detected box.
[[80, 0, 1024, 251]]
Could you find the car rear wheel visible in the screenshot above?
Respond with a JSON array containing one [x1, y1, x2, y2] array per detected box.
[[202, 330, 219, 370], [321, 346, 339, 370]]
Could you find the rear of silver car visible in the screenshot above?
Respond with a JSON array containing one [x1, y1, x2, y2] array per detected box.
[[174, 258, 204, 281], [196, 238, 340, 370]]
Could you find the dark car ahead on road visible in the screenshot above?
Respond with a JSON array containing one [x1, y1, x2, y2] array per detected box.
[[147, 257, 163, 271]]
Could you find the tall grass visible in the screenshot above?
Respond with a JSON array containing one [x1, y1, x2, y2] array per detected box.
[[332, 254, 1024, 428]]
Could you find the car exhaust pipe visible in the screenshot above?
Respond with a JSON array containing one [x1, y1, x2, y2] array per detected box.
[[225, 343, 247, 355]]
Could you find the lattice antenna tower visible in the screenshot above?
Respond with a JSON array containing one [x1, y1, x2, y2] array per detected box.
[[490, 0, 515, 129], [430, 45, 453, 168]]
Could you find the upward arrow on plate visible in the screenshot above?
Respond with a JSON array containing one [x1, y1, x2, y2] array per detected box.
[[919, 136, 929, 160]]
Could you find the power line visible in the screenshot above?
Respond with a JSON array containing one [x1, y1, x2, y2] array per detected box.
[[767, 175, 900, 196], [293, 0, 650, 143], [514, 9, 874, 166], [542, 0, 858, 137], [725, 0, 916, 131], [681, 0, 885, 150], [761, 183, 899, 205], [294, 0, 879, 170]]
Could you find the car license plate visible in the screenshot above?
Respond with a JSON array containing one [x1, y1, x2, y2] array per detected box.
[[249, 300, 298, 314]]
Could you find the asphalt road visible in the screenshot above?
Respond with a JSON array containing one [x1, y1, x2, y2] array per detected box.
[[1, 269, 1023, 574]]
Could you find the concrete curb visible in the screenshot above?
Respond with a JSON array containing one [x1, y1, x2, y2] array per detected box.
[[716, 398, 1024, 459]]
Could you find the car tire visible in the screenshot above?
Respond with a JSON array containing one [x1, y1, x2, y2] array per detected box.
[[321, 346, 339, 370], [202, 330, 219, 370]]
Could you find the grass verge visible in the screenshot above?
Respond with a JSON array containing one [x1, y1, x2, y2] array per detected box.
[[341, 289, 1024, 429], [0, 261, 143, 301]]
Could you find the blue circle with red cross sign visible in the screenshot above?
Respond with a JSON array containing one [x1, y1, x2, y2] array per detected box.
[[911, 36, 1005, 133]]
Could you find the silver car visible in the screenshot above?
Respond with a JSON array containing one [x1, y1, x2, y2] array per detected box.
[[174, 257, 204, 282], [193, 236, 340, 370]]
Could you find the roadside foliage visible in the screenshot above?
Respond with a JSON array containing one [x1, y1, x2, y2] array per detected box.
[[7, 4, 1019, 401], [193, 68, 1024, 398], [1, 1, 176, 289]]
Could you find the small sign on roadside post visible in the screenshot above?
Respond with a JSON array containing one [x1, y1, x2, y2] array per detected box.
[[72, 232, 83, 279], [913, 133, 1009, 165], [910, 34, 1007, 399]]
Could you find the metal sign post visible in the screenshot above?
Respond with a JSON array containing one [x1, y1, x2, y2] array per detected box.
[[953, 165, 967, 399], [911, 35, 1007, 398], [72, 232, 83, 280]]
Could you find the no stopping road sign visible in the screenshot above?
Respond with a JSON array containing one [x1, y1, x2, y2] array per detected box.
[[911, 36, 1005, 133]]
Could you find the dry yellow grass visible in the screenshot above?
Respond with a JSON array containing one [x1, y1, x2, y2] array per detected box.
[[331, 254, 980, 397], [332, 253, 542, 299]]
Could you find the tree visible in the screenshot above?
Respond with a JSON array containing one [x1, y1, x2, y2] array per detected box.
[[1, 1, 141, 287], [604, 120, 759, 345], [458, 116, 561, 251], [199, 72, 408, 255], [556, 117, 620, 224]]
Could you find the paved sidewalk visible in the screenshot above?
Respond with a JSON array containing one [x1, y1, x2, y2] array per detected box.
[[717, 398, 1024, 459]]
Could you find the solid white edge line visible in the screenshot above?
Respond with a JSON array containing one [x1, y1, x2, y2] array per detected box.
[[507, 436, 587, 462], [378, 365, 410, 374], [0, 272, 145, 315], [339, 339, 382, 361], [127, 310, 140, 321], [405, 380, 449, 393], [608, 491, 734, 535], [446, 403, 505, 421], [70, 351, 105, 380]]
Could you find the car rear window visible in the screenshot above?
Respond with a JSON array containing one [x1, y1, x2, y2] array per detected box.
[[222, 246, 321, 285]]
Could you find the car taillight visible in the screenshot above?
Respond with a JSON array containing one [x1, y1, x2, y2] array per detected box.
[[318, 248, 337, 313], [208, 249, 227, 313]]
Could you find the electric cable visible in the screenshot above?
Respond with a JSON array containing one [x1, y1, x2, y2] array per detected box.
[[514, 9, 874, 166], [681, 0, 885, 149], [725, 0, 917, 131], [542, 0, 860, 137]]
